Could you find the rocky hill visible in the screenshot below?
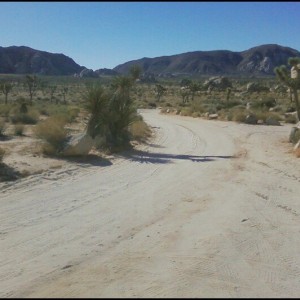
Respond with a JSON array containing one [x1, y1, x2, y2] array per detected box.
[[0, 46, 85, 76], [1, 44, 299, 77], [113, 44, 300, 77]]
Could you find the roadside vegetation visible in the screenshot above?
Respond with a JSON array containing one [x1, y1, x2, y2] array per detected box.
[[0, 58, 300, 181]]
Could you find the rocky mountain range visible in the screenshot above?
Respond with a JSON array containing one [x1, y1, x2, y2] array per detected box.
[[0, 46, 85, 76], [113, 44, 300, 77], [0, 44, 299, 77]]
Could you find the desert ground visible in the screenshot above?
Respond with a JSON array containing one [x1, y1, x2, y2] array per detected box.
[[1, 108, 300, 297]]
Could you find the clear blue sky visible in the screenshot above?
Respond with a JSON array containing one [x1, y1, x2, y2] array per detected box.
[[0, 2, 299, 70]]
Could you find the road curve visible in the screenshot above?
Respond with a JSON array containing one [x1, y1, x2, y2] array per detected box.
[[1, 109, 300, 297]]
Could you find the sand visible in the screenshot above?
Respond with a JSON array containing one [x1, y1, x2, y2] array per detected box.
[[1, 109, 300, 297]]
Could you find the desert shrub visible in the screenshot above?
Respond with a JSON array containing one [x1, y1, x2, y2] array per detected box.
[[34, 116, 68, 155], [180, 108, 193, 116], [254, 111, 283, 122], [0, 104, 13, 117], [251, 97, 277, 109], [190, 101, 205, 114], [37, 104, 50, 116], [223, 100, 242, 109], [0, 147, 5, 162], [129, 119, 152, 141], [293, 130, 300, 144], [148, 102, 157, 108], [10, 109, 39, 124], [191, 111, 201, 118], [0, 120, 6, 136], [14, 124, 25, 136], [285, 114, 298, 124], [232, 110, 247, 123], [226, 112, 233, 121], [67, 106, 80, 122]]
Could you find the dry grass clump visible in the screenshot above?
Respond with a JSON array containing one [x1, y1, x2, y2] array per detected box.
[[255, 111, 282, 122], [232, 110, 247, 123], [180, 108, 193, 116], [34, 116, 68, 155], [129, 119, 152, 141]]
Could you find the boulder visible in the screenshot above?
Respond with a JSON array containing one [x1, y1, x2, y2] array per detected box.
[[79, 68, 97, 78], [265, 117, 281, 126], [203, 76, 232, 91], [246, 82, 269, 93], [245, 114, 257, 124], [62, 133, 94, 156], [289, 127, 300, 143], [208, 113, 218, 120]]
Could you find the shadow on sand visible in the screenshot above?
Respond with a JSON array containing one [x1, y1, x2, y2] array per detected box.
[[120, 149, 233, 164], [57, 154, 113, 167], [0, 163, 21, 182]]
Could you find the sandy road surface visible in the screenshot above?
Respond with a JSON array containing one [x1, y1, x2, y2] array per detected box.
[[1, 109, 300, 297]]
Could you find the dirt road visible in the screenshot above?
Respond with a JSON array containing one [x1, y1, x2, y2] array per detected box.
[[1, 109, 300, 297]]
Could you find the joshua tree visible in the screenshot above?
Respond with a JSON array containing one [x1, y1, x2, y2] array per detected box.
[[188, 82, 201, 101], [0, 82, 13, 104], [48, 85, 57, 103], [24, 75, 38, 104], [155, 84, 167, 102], [129, 65, 142, 81], [180, 86, 190, 103], [275, 57, 300, 120], [226, 87, 232, 103], [61, 86, 69, 104]]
